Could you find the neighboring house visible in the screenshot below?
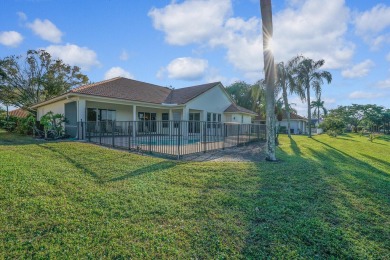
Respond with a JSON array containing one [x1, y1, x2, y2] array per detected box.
[[9, 108, 30, 118], [254, 111, 307, 134], [31, 77, 257, 138]]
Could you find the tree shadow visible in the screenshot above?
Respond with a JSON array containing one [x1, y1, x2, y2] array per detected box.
[[358, 153, 390, 169], [241, 140, 389, 258], [108, 161, 177, 182], [289, 137, 302, 156], [37, 144, 105, 183]]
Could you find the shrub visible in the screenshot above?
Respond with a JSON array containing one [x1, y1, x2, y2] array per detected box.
[[319, 117, 345, 135], [0, 116, 18, 132], [39, 112, 66, 139]]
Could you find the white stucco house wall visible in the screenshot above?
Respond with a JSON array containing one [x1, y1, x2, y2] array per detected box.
[[31, 77, 257, 138], [254, 111, 307, 134]]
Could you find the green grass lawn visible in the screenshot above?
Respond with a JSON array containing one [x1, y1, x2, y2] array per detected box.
[[0, 129, 389, 259]]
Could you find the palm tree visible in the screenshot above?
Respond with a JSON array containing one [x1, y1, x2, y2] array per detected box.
[[295, 58, 332, 137], [251, 79, 266, 115], [275, 55, 303, 137], [310, 96, 327, 127], [260, 0, 277, 161]]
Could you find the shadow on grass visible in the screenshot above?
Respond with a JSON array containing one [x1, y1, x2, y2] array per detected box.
[[37, 143, 178, 184], [108, 161, 177, 182], [0, 131, 42, 146], [312, 138, 389, 179], [358, 153, 390, 169], [242, 138, 389, 259], [376, 135, 390, 142], [37, 144, 105, 183], [289, 137, 301, 156]]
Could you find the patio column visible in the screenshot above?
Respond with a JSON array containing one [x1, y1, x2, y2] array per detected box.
[[77, 99, 86, 122], [77, 99, 86, 139], [169, 109, 173, 137], [132, 105, 137, 137], [182, 107, 189, 139]]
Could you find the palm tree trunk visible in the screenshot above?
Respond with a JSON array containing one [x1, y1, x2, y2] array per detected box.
[[260, 0, 276, 161], [307, 86, 311, 137], [282, 89, 291, 137], [317, 107, 320, 125]]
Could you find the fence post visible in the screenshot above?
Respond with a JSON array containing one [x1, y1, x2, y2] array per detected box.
[[248, 124, 251, 143], [128, 122, 131, 150], [81, 119, 84, 140], [237, 124, 240, 145], [112, 120, 115, 147], [203, 122, 207, 153], [222, 123, 226, 150], [177, 121, 181, 159], [99, 122, 102, 145], [87, 122, 91, 142], [148, 127, 152, 153]]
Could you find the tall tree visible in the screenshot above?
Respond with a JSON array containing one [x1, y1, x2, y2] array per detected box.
[[296, 58, 332, 137], [310, 95, 327, 126], [260, 0, 277, 161], [275, 55, 303, 137], [225, 81, 254, 110], [251, 79, 266, 115], [0, 50, 88, 112]]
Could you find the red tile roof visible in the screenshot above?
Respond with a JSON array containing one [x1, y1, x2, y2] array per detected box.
[[33, 77, 257, 115], [70, 77, 171, 104], [69, 77, 221, 105], [9, 108, 30, 118], [165, 82, 219, 104], [224, 103, 257, 115]]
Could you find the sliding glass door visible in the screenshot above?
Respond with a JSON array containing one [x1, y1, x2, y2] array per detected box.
[[138, 112, 156, 133]]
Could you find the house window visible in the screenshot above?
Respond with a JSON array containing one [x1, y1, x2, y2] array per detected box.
[[189, 112, 200, 133], [207, 112, 212, 128], [207, 112, 221, 128], [162, 113, 169, 128], [87, 108, 116, 122], [138, 112, 156, 132]]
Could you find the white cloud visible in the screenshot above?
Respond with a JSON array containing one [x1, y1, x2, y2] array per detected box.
[[149, 0, 353, 79], [0, 31, 23, 47], [273, 0, 353, 69], [354, 4, 390, 49], [45, 44, 100, 70], [119, 50, 128, 61], [27, 18, 63, 43], [104, 67, 134, 80], [341, 59, 374, 78], [377, 79, 390, 89], [149, 0, 231, 45], [349, 91, 383, 99], [163, 57, 208, 81], [355, 4, 390, 35]]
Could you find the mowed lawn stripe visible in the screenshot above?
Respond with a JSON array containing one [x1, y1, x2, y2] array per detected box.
[[0, 130, 389, 258]]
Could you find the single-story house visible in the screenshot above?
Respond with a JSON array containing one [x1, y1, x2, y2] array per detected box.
[[254, 111, 307, 134], [31, 77, 257, 138]]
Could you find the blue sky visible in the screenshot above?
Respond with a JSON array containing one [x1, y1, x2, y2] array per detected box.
[[1, 0, 389, 115]]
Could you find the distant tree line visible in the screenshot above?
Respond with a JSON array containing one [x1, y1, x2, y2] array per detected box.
[[321, 104, 390, 135]]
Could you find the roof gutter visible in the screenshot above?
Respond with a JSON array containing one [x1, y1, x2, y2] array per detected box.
[[31, 93, 72, 109], [161, 103, 179, 107]]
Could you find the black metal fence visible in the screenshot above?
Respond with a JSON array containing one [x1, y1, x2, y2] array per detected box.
[[68, 120, 265, 158]]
